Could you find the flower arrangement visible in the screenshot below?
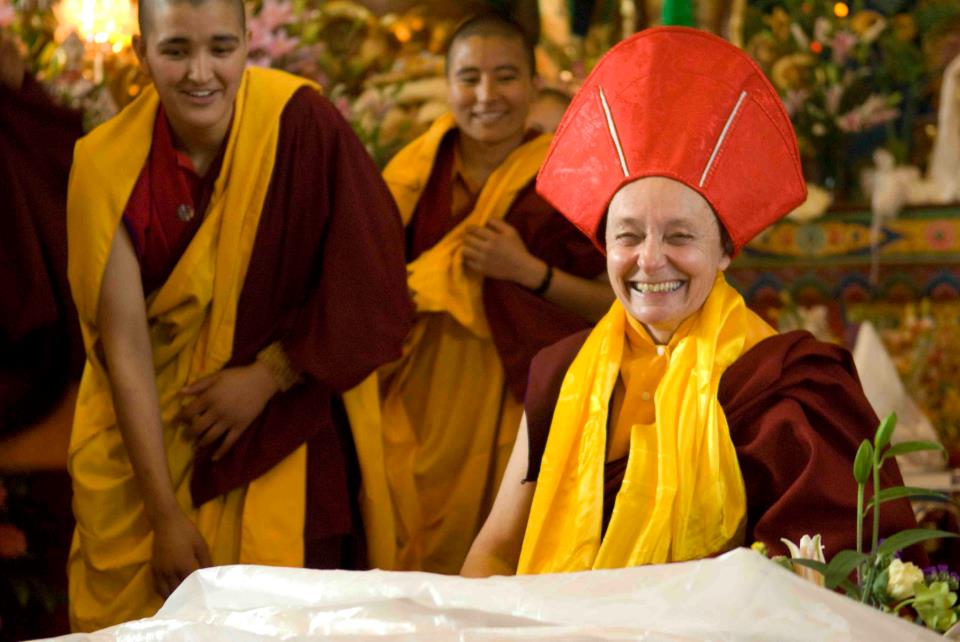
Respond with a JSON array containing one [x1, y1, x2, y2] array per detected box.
[[744, 0, 960, 203], [762, 412, 960, 633], [870, 301, 960, 458]]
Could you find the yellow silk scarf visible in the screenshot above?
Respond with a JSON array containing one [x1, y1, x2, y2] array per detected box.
[[377, 115, 550, 572], [66, 68, 314, 631], [518, 274, 775, 574], [384, 112, 553, 336]]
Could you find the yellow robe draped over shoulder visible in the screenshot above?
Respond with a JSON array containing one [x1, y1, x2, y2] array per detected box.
[[518, 275, 776, 574], [378, 114, 551, 573], [66, 68, 314, 631]]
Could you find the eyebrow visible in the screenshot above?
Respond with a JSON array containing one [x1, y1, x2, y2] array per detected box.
[[158, 34, 240, 46], [455, 63, 521, 76]]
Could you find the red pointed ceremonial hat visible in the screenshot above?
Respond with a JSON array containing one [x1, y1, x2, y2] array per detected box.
[[536, 26, 806, 253]]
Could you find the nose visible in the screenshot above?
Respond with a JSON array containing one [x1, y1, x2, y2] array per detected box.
[[636, 236, 666, 272], [475, 75, 499, 104], [188, 50, 212, 83]]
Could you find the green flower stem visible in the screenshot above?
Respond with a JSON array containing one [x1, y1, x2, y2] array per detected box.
[[862, 563, 876, 605], [872, 450, 882, 555], [856, 480, 865, 584]]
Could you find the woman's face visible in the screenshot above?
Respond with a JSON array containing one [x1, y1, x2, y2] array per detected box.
[[605, 177, 731, 344], [446, 33, 534, 148], [134, 0, 248, 146]]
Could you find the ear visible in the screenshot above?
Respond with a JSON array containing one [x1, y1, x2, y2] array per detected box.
[[132, 34, 150, 76], [718, 252, 732, 272]]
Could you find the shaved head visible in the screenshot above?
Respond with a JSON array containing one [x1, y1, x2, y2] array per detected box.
[[445, 12, 536, 78], [138, 0, 246, 40]]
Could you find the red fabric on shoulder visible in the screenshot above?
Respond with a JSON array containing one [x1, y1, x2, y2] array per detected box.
[[122, 107, 223, 294]]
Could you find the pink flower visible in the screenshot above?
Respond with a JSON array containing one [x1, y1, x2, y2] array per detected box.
[[831, 31, 857, 65], [824, 84, 843, 115], [836, 95, 899, 133], [0, 2, 14, 27], [263, 31, 298, 60], [257, 0, 294, 32], [782, 89, 810, 118], [0, 523, 27, 559]]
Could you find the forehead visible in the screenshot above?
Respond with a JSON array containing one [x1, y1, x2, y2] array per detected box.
[[146, 0, 244, 37], [448, 34, 529, 72], [607, 177, 718, 229]]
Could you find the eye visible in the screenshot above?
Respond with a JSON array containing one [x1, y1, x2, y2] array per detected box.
[[496, 72, 518, 83], [458, 74, 480, 86], [667, 232, 694, 244], [161, 47, 187, 59], [212, 45, 236, 57]]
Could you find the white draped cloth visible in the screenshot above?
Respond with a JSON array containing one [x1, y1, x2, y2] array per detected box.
[[41, 548, 937, 641]]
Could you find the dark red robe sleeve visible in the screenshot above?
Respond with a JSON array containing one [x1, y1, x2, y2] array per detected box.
[[719, 331, 920, 558], [486, 186, 606, 400], [190, 89, 412, 553], [0, 73, 84, 435], [524, 329, 921, 558]]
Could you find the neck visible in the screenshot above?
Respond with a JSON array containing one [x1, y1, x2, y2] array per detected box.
[[457, 129, 526, 182], [167, 111, 232, 176]]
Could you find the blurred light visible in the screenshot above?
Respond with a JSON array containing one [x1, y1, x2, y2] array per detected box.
[[810, 41, 823, 54], [834, 3, 849, 18], [56, 0, 135, 46]]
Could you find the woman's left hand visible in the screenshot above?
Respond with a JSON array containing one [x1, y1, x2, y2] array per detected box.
[[462, 219, 544, 287], [179, 362, 279, 461]]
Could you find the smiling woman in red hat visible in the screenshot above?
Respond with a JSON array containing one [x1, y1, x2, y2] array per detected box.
[[461, 26, 919, 577]]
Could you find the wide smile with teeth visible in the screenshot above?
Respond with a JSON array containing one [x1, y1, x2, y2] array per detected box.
[[630, 280, 684, 294], [185, 89, 216, 98], [473, 111, 506, 124]]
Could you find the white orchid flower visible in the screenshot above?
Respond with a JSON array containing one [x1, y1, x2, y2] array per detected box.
[[781, 534, 826, 587]]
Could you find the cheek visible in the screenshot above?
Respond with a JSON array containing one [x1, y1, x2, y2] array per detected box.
[[606, 247, 635, 279]]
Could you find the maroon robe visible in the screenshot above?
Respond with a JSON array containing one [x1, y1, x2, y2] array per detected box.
[[124, 87, 413, 567], [524, 329, 921, 558], [405, 130, 605, 400], [0, 74, 84, 436]]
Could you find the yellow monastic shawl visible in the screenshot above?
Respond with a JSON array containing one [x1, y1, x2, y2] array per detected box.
[[66, 68, 314, 631], [378, 114, 551, 572], [518, 274, 775, 573]]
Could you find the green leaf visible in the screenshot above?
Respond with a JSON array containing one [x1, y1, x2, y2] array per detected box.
[[824, 550, 870, 589], [877, 529, 959, 557], [854, 440, 874, 484], [837, 578, 863, 600], [787, 557, 829, 576], [874, 413, 897, 453], [865, 487, 951, 513], [883, 441, 945, 461]]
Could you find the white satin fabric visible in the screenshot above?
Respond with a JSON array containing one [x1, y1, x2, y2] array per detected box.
[[41, 548, 937, 641]]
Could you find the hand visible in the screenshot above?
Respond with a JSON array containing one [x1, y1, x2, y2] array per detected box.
[[151, 510, 212, 598], [462, 219, 544, 288], [179, 362, 279, 461], [0, 30, 25, 91]]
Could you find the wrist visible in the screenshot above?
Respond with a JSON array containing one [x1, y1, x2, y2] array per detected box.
[[520, 258, 548, 290], [530, 263, 554, 296], [255, 342, 301, 392]]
